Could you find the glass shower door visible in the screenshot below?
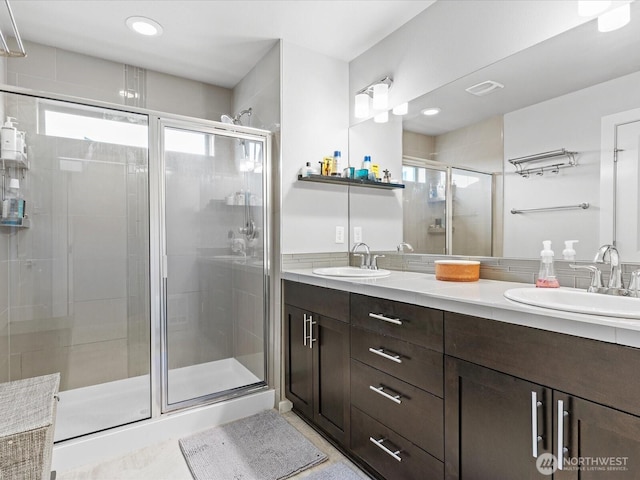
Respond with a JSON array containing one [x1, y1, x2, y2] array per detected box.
[[451, 168, 493, 256], [160, 120, 267, 409]]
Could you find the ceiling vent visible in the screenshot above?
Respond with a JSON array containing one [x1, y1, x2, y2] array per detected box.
[[465, 80, 504, 96]]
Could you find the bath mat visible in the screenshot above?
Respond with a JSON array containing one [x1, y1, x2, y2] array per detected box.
[[179, 409, 327, 480], [304, 462, 367, 480]]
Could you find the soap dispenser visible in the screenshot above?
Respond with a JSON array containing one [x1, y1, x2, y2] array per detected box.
[[562, 240, 579, 261], [1, 117, 17, 160], [536, 240, 559, 288]]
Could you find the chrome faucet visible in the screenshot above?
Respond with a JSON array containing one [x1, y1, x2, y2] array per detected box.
[[351, 242, 371, 269], [351, 242, 385, 270], [594, 244, 624, 290], [397, 242, 414, 253]]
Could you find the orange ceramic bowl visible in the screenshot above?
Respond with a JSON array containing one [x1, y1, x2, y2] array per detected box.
[[435, 260, 480, 282]]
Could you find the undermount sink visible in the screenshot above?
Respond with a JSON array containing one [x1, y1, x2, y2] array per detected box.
[[312, 266, 391, 278], [504, 287, 640, 319]]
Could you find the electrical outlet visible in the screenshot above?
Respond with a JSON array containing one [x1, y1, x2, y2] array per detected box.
[[353, 226, 362, 243], [335, 226, 344, 243]]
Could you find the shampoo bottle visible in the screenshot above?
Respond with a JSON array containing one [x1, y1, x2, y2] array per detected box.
[[536, 240, 560, 288], [331, 151, 341, 176]]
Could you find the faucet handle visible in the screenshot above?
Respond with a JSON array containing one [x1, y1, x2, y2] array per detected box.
[[629, 270, 640, 296], [370, 254, 385, 270], [570, 264, 604, 292]]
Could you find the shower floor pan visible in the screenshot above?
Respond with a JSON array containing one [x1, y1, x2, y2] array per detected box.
[[54, 357, 260, 442]]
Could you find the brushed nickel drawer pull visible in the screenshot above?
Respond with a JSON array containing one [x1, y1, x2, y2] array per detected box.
[[368, 347, 402, 364], [531, 391, 543, 458], [369, 313, 402, 325], [369, 385, 402, 404], [369, 437, 402, 462]]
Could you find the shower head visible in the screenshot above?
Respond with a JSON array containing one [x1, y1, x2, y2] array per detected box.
[[221, 114, 235, 124], [221, 107, 253, 126]]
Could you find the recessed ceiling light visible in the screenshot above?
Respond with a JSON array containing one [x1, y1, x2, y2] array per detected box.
[[126, 16, 163, 37], [421, 107, 441, 116]]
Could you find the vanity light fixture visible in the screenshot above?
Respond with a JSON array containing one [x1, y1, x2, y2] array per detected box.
[[392, 102, 408, 115], [578, 0, 611, 16], [598, 3, 631, 32], [374, 111, 389, 123], [354, 76, 393, 119], [354, 92, 370, 118], [421, 107, 441, 116], [126, 16, 164, 37]]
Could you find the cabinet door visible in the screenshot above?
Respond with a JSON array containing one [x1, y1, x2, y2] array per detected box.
[[284, 305, 313, 419], [554, 392, 640, 480], [313, 314, 350, 446], [445, 357, 552, 480]]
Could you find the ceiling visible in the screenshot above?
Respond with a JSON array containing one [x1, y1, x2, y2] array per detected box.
[[402, 0, 640, 136], [5, 0, 435, 88]]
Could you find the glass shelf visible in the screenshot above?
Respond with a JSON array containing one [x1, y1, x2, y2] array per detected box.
[[297, 174, 405, 190]]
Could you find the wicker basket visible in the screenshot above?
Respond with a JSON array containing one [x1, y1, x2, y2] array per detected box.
[[0, 373, 60, 480]]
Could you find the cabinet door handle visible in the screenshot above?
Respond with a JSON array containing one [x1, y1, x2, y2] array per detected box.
[[369, 385, 402, 404], [368, 347, 402, 364], [308, 317, 316, 349], [303, 313, 308, 346], [369, 437, 402, 462], [557, 399, 569, 470], [369, 312, 403, 325], [531, 391, 543, 458]]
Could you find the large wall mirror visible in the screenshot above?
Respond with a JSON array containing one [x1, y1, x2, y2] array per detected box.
[[349, 1, 640, 262]]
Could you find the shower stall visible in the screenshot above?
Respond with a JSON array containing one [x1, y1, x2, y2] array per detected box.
[[0, 87, 270, 441]]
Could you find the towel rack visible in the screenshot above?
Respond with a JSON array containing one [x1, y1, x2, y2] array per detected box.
[[508, 148, 577, 177], [511, 202, 589, 214]]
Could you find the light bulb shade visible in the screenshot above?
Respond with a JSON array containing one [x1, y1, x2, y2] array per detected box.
[[354, 93, 370, 118], [392, 102, 408, 115], [578, 0, 611, 16], [372, 83, 389, 110], [374, 111, 389, 123], [598, 3, 630, 32]]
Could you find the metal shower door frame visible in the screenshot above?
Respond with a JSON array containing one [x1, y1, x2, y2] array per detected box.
[[152, 116, 271, 414]]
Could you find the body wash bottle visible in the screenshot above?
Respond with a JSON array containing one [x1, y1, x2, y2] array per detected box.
[[536, 240, 559, 288]]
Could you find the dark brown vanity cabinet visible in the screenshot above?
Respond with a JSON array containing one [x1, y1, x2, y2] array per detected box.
[[349, 294, 445, 480], [445, 311, 640, 480], [283, 281, 350, 446]]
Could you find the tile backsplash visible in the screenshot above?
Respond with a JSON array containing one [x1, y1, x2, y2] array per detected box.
[[282, 252, 640, 290]]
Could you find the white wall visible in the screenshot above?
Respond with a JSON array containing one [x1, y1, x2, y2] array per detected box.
[[503, 70, 640, 260], [280, 41, 349, 254], [349, 115, 403, 250], [349, 0, 591, 124]]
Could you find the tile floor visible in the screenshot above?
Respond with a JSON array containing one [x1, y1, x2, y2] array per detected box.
[[57, 410, 371, 479]]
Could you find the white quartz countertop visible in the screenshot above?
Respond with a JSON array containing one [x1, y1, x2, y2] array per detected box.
[[282, 268, 640, 349]]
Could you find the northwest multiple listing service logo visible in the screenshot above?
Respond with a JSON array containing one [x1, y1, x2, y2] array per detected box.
[[536, 453, 629, 475]]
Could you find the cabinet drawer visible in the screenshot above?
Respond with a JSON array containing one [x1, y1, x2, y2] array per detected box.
[[351, 406, 443, 480], [283, 280, 349, 322], [351, 294, 443, 351], [351, 326, 443, 397], [351, 359, 443, 460]]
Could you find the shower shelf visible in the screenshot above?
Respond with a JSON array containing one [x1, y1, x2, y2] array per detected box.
[[0, 217, 30, 228], [297, 174, 405, 190], [1, 154, 29, 170]]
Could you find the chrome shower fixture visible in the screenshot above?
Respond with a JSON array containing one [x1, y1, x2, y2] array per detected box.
[[0, 0, 26, 57], [220, 107, 252, 126]]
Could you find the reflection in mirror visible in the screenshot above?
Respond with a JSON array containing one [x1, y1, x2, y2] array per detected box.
[[349, 2, 640, 260]]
